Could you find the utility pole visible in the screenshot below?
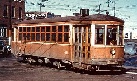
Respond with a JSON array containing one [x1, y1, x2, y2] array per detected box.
[[107, 0, 116, 17], [38, 0, 48, 14], [113, 1, 116, 17], [37, 3, 43, 14], [98, 4, 101, 14]]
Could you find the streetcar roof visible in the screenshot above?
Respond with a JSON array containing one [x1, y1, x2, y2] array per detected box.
[[16, 14, 124, 24]]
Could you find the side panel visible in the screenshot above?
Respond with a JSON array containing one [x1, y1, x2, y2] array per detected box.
[[11, 42, 72, 60], [89, 46, 124, 65], [90, 47, 124, 58]]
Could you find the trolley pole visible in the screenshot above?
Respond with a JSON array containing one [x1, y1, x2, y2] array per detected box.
[[9, 0, 12, 46], [98, 4, 101, 14]]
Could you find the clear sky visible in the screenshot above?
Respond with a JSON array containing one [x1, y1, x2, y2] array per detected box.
[[25, 0, 137, 30]]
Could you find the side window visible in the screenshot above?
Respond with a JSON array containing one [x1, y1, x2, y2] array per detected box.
[[64, 25, 69, 42], [95, 25, 105, 44], [58, 26, 62, 42], [46, 26, 51, 41], [50, 25, 69, 43], [19, 27, 22, 41], [51, 26, 56, 42]]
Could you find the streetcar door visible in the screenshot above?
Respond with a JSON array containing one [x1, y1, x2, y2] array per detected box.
[[73, 25, 91, 63]]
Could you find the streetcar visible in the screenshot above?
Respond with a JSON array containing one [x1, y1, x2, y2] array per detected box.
[[11, 9, 125, 71]]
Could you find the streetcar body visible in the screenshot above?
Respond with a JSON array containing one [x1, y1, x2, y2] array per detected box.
[[11, 13, 124, 70]]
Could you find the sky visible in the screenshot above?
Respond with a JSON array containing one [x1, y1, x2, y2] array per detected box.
[[25, 0, 137, 31]]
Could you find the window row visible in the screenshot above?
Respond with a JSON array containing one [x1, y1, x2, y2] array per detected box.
[[19, 33, 69, 43], [18, 25, 70, 43], [19, 25, 69, 32]]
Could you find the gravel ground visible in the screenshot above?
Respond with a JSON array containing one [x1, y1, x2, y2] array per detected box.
[[0, 54, 137, 81]]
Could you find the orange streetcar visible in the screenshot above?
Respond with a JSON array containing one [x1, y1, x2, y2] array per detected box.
[[11, 10, 125, 71]]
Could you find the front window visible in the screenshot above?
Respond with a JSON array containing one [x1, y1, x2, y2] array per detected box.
[[95, 25, 105, 44], [95, 25, 123, 45], [106, 25, 117, 45]]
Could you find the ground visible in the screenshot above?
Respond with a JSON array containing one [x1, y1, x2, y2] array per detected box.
[[0, 54, 137, 81]]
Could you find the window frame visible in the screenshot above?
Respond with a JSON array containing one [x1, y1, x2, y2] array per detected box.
[[11, 6, 16, 18], [19, 7, 23, 19], [95, 25, 105, 44], [3, 5, 8, 17], [106, 25, 117, 45]]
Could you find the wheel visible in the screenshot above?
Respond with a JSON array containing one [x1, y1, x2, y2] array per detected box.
[[53, 61, 62, 69], [17, 56, 24, 62], [57, 62, 62, 69]]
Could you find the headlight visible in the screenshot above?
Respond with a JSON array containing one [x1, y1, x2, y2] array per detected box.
[[7, 45, 10, 48], [110, 48, 116, 55], [6, 45, 11, 51]]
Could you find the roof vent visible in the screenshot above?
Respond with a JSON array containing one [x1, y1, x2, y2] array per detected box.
[[73, 13, 80, 16], [80, 9, 89, 17]]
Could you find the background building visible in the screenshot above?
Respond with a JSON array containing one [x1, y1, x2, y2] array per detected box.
[[25, 11, 61, 19], [0, 0, 25, 38], [124, 28, 137, 43]]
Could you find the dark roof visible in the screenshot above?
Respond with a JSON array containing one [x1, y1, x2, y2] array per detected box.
[[89, 14, 124, 22], [18, 14, 124, 24]]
